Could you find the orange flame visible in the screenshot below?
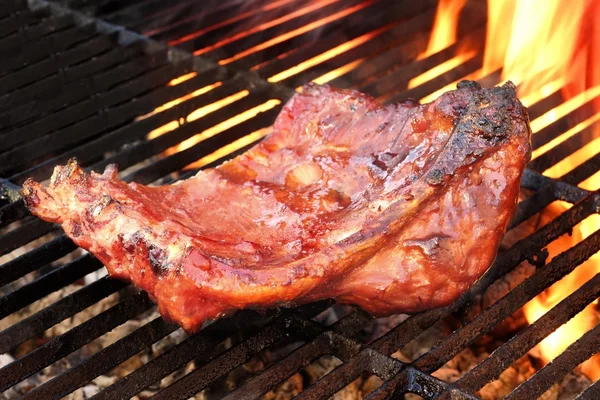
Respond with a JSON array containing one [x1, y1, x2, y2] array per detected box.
[[422, 0, 467, 57], [479, 0, 600, 380], [425, 0, 600, 380]]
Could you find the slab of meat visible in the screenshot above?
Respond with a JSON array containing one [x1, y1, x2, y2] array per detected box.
[[22, 81, 531, 332]]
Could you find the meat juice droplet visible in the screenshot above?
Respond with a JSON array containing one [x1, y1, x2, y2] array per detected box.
[[189, 250, 211, 271], [411, 118, 430, 133]]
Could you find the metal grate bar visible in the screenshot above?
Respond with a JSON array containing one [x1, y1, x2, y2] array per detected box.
[[0, 234, 76, 288], [506, 323, 600, 399], [124, 102, 280, 184], [528, 120, 600, 173], [0, 218, 57, 256], [0, 8, 49, 37], [235, 0, 436, 74], [0, 14, 74, 53], [0, 42, 145, 113], [154, 0, 302, 49], [562, 153, 600, 186], [150, 319, 294, 400], [508, 184, 555, 230], [222, 316, 368, 400], [90, 304, 330, 400], [124, 0, 253, 35], [414, 232, 600, 374], [7, 70, 245, 184], [116, 100, 281, 185], [0, 33, 118, 97], [0, 0, 28, 18], [576, 378, 600, 399], [0, 291, 154, 392], [0, 255, 103, 319], [0, 49, 178, 153], [0, 24, 99, 73], [527, 90, 564, 120], [0, 276, 127, 354], [23, 317, 179, 400], [455, 272, 600, 394], [387, 55, 484, 104], [532, 94, 600, 150], [200, 0, 368, 62], [0, 59, 196, 175]]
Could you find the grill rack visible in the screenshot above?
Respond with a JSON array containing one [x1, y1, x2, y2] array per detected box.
[[0, 0, 599, 398]]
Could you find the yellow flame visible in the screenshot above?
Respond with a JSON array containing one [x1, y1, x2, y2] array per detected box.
[[408, 51, 477, 89], [216, 1, 373, 64], [169, 99, 280, 159], [185, 127, 273, 170], [268, 27, 385, 83], [168, 72, 197, 86], [422, 0, 467, 57], [530, 85, 600, 133], [141, 82, 222, 121]]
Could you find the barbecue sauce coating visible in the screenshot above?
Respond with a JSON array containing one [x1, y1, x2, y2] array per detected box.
[[22, 81, 531, 332]]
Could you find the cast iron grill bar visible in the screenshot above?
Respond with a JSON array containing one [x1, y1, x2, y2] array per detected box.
[[91, 96, 279, 181], [0, 14, 75, 54], [0, 8, 49, 37], [577, 378, 600, 399], [0, 33, 118, 95], [414, 230, 600, 374], [0, 56, 196, 173], [0, 35, 127, 127], [0, 235, 76, 287], [562, 154, 600, 186], [506, 323, 600, 400], [0, 47, 174, 144], [232, 0, 438, 74], [153, 0, 306, 50], [0, 291, 155, 392], [21, 316, 179, 400], [0, 43, 145, 115], [532, 93, 600, 151], [218, 313, 368, 400], [118, 0, 252, 35], [0, 218, 57, 256], [0, 23, 100, 74], [88, 304, 331, 400], [451, 272, 600, 394], [0, 276, 127, 354], [283, 18, 486, 92], [180, 0, 368, 58], [0, 255, 103, 319], [1, 0, 28, 18]]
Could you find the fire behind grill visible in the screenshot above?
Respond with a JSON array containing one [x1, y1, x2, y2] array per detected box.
[[0, 0, 599, 398]]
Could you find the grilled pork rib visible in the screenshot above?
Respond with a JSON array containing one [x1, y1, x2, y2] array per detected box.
[[23, 81, 531, 332]]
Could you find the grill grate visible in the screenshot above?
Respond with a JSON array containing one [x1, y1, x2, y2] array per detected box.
[[1, 0, 599, 399]]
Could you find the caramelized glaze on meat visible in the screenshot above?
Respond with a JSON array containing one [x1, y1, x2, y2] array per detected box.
[[22, 81, 531, 332]]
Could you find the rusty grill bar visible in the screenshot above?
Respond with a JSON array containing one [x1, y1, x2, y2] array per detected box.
[[0, 0, 599, 399]]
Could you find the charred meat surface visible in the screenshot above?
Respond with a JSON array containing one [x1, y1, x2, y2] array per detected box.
[[22, 82, 531, 332]]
